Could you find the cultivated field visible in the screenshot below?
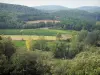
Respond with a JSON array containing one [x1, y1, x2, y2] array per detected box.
[[0, 29, 77, 36], [0, 29, 77, 40], [3, 35, 56, 40], [2, 35, 72, 40]]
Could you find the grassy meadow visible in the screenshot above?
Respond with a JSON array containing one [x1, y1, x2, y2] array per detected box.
[[13, 40, 25, 47], [0, 29, 77, 36]]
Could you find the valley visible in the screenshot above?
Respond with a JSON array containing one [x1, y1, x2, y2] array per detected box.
[[0, 2, 100, 75]]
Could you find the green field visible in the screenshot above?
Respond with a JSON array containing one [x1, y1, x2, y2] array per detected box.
[[13, 40, 54, 47], [13, 40, 25, 47], [0, 29, 77, 36]]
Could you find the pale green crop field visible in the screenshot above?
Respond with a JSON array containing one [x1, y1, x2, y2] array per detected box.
[[0, 29, 77, 36]]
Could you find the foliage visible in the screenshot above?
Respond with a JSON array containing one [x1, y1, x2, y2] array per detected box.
[[94, 21, 100, 30], [33, 36, 49, 51], [56, 33, 62, 40], [0, 37, 16, 75], [0, 54, 10, 75], [77, 30, 88, 42], [0, 31, 100, 75], [0, 37, 16, 59], [26, 37, 33, 51], [69, 49, 100, 75], [0, 12, 24, 29], [85, 30, 100, 46], [52, 41, 67, 58], [51, 47, 100, 75], [51, 60, 70, 75], [11, 50, 53, 75], [24, 22, 55, 29]]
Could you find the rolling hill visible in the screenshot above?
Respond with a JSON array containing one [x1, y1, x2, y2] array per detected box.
[[0, 3, 100, 30], [51, 9, 96, 21], [0, 3, 42, 14], [34, 5, 68, 12], [78, 6, 100, 13], [0, 3, 99, 21], [0, 3, 53, 21]]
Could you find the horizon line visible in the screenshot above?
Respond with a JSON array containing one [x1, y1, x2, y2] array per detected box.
[[0, 2, 100, 8]]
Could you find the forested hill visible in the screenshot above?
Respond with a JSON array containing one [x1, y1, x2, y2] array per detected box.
[[0, 3, 53, 29], [0, 3, 54, 21], [34, 5, 68, 12], [0, 3, 42, 14], [0, 3, 99, 21], [50, 9, 100, 31], [51, 9, 96, 21], [0, 3, 100, 30], [78, 6, 100, 13]]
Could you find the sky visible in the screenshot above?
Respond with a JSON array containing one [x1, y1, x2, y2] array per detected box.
[[0, 0, 100, 8]]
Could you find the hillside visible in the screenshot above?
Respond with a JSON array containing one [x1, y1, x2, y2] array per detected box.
[[0, 3, 53, 21], [0, 3, 98, 21], [0, 3, 42, 14], [0, 3, 100, 30], [78, 6, 100, 13], [51, 9, 96, 21]]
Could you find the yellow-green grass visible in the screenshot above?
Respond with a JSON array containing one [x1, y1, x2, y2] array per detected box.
[[2, 35, 72, 40], [2, 35, 57, 40]]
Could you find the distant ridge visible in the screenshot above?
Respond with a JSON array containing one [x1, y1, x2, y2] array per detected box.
[[0, 3, 43, 14], [78, 6, 100, 13], [34, 5, 68, 12]]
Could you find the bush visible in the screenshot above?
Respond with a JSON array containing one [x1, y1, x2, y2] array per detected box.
[[0, 37, 16, 75], [51, 48, 100, 75], [0, 54, 8, 75], [52, 41, 67, 58], [33, 36, 49, 51], [11, 49, 53, 75], [51, 60, 70, 75], [77, 30, 88, 42], [0, 37, 16, 59], [69, 51, 100, 75], [84, 30, 100, 46]]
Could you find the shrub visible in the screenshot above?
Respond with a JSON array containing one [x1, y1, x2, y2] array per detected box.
[[53, 41, 67, 58], [11, 50, 53, 75], [33, 36, 49, 51], [26, 38, 33, 51], [0, 37, 16, 59], [0, 37, 16, 75]]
